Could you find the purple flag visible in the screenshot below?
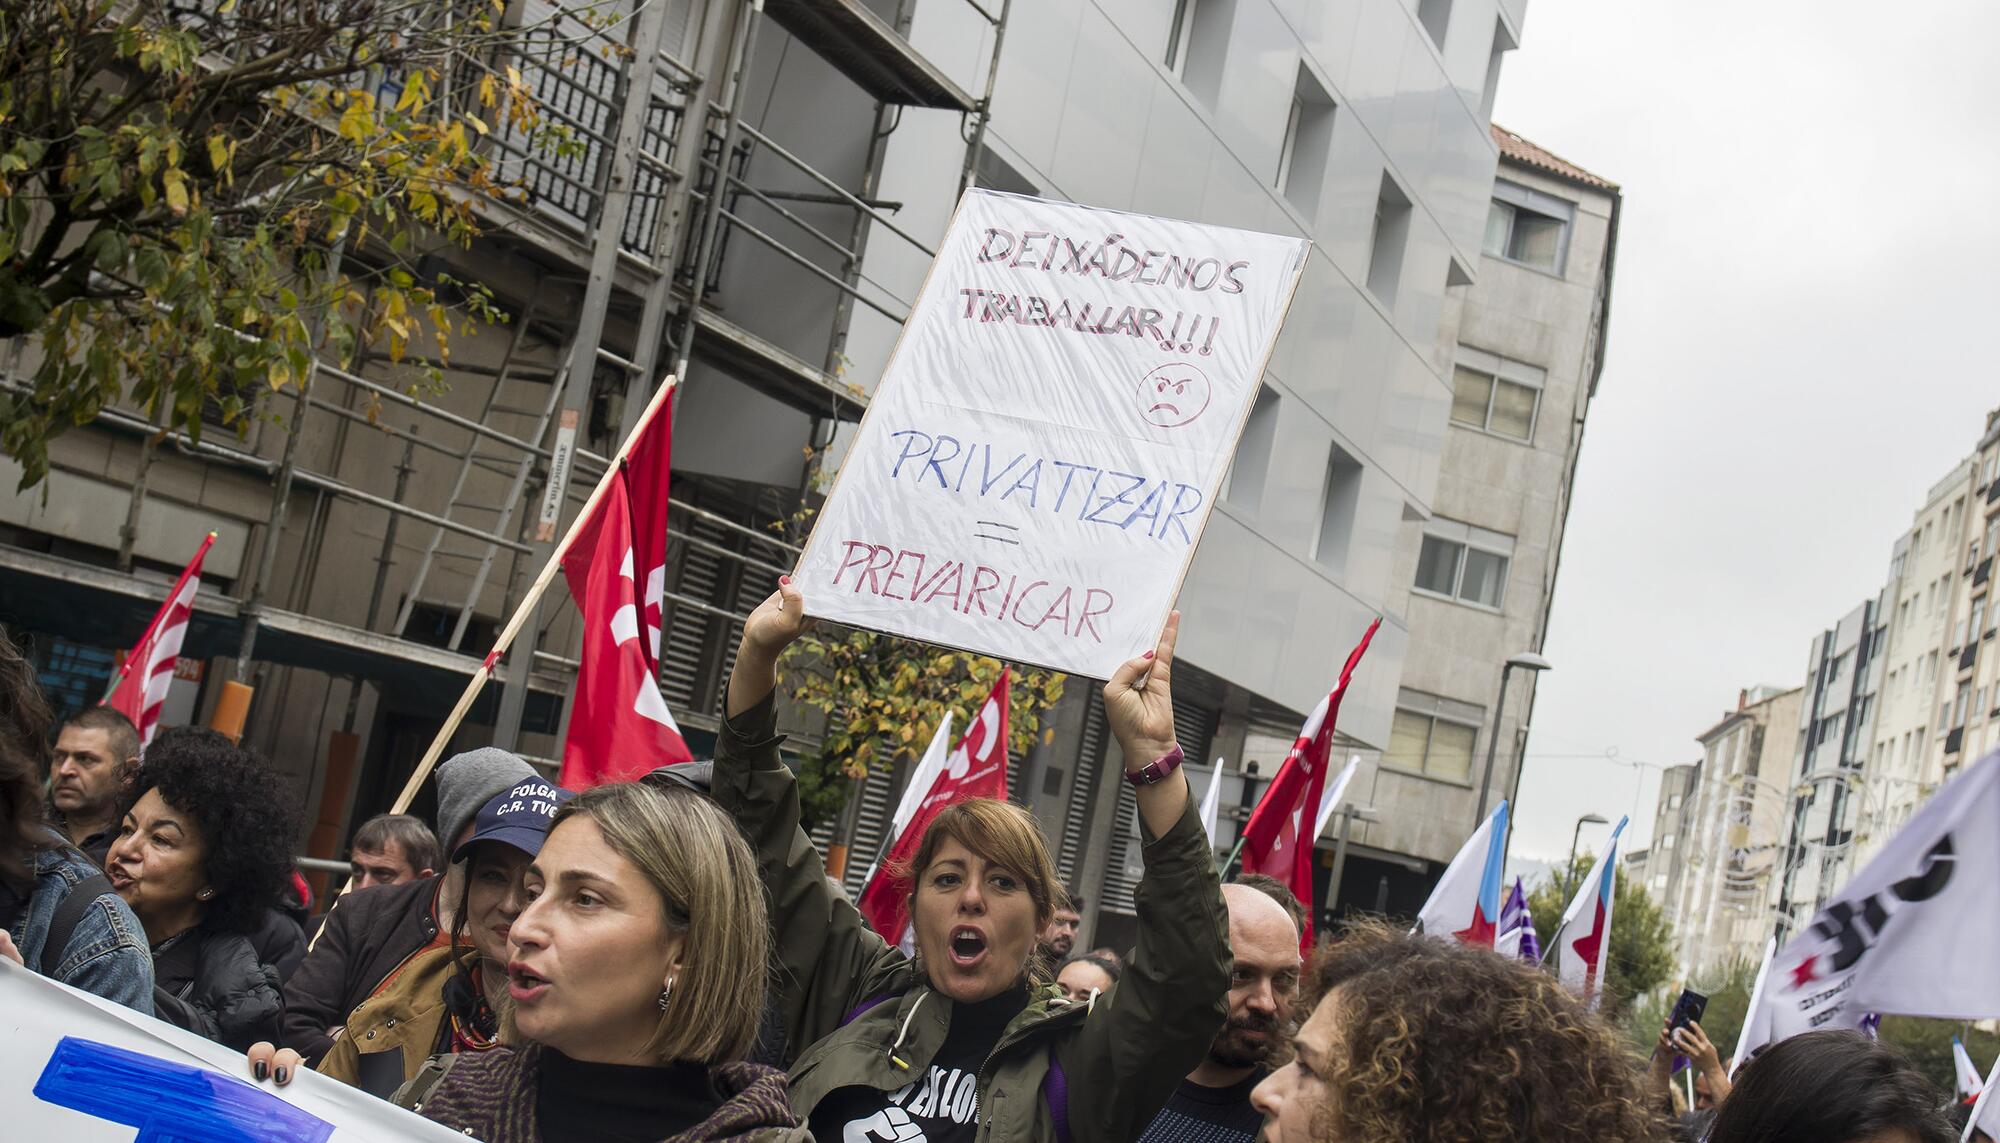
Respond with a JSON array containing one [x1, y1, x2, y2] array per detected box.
[[1496, 875, 1541, 964]]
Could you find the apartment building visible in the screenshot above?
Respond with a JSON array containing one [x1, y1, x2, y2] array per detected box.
[[1857, 459, 1978, 865], [1935, 413, 2000, 775], [1668, 686, 1800, 981]]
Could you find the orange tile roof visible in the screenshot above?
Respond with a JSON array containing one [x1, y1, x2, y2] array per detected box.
[[1491, 124, 1618, 191]]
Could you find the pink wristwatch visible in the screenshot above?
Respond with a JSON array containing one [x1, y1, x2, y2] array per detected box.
[[1124, 744, 1185, 786]]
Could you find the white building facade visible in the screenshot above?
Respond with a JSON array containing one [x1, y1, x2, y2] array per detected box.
[[1668, 686, 1800, 983]]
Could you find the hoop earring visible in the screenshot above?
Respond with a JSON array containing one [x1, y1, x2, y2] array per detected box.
[[657, 978, 673, 1011]]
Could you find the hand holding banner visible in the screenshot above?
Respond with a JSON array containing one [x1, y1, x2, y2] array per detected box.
[[0, 958, 466, 1142]]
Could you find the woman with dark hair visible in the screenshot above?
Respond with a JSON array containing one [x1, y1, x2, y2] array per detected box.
[[106, 725, 300, 1048], [716, 582, 1231, 1143], [270, 778, 566, 1095], [0, 628, 152, 1012], [1252, 921, 1663, 1143], [1706, 1030, 1955, 1143], [1055, 953, 1121, 1005]]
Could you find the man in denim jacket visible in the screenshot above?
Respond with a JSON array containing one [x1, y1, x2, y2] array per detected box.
[[0, 830, 155, 1015]]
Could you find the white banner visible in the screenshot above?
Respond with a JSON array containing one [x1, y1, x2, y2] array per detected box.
[[795, 189, 1309, 678], [0, 958, 470, 1142], [1742, 750, 2000, 1058]]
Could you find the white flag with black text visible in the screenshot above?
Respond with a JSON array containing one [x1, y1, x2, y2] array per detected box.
[[1742, 750, 2000, 1060]]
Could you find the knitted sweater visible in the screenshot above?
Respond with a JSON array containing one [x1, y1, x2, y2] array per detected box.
[[402, 1043, 808, 1143]]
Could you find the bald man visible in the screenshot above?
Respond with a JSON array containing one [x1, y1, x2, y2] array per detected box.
[[1137, 883, 1303, 1143]]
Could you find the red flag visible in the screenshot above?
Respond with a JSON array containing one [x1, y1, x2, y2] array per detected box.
[[558, 403, 693, 788], [1239, 618, 1380, 949], [106, 532, 214, 747], [859, 670, 1011, 949]]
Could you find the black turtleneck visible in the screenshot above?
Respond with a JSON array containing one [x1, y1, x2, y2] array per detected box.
[[808, 988, 1030, 1143], [536, 1047, 721, 1143]]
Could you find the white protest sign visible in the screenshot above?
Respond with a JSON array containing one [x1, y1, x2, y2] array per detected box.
[[0, 958, 472, 1142], [795, 189, 1308, 677]]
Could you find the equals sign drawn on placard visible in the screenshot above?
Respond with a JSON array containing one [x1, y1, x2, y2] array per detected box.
[[974, 521, 1022, 545]]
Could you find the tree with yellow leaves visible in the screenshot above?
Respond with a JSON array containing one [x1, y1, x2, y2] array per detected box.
[[782, 627, 1067, 829], [0, 0, 562, 488]]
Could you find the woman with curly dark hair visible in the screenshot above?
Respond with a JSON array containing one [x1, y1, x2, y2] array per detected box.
[[106, 725, 301, 1048], [1251, 921, 1665, 1143]]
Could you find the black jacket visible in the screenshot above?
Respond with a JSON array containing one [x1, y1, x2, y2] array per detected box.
[[281, 875, 440, 1065], [152, 924, 284, 1051]]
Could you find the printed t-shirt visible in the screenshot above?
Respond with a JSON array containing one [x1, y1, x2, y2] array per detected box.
[[810, 989, 1028, 1143]]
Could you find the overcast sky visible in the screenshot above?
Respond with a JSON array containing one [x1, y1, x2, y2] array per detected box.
[[1491, 0, 2000, 863]]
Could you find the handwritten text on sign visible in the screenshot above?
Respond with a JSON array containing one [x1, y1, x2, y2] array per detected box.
[[796, 191, 1308, 677]]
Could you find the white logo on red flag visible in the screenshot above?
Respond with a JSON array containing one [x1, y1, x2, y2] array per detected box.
[[559, 398, 694, 789], [860, 672, 1011, 949]]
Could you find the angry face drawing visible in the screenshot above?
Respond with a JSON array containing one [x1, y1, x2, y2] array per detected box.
[[1135, 363, 1211, 429]]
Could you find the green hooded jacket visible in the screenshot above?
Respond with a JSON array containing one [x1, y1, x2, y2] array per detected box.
[[714, 692, 1232, 1143]]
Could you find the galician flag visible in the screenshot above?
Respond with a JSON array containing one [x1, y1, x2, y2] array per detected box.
[[558, 397, 693, 787], [1967, 1054, 2000, 1140], [1954, 1037, 1984, 1101], [1240, 618, 1381, 950], [105, 532, 215, 747], [1740, 750, 2000, 1062], [1415, 801, 1509, 947], [859, 672, 1010, 951], [1550, 815, 1628, 1009], [1495, 875, 1540, 963]]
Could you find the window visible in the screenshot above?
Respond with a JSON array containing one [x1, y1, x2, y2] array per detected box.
[[973, 148, 1040, 197], [1668, 794, 1683, 811], [1414, 519, 1513, 610], [1483, 179, 1574, 274], [1975, 595, 1990, 638], [1224, 385, 1280, 513], [1387, 690, 1482, 783], [1166, 0, 1233, 109], [1275, 65, 1335, 219], [1953, 682, 1972, 729], [1659, 835, 1676, 851], [1367, 174, 1412, 307], [1450, 346, 1545, 442], [1417, 0, 1452, 49], [1313, 441, 1364, 573]]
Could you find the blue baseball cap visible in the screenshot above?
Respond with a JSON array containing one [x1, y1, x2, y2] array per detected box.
[[451, 777, 573, 863]]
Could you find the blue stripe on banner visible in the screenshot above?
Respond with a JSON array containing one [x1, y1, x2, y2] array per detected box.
[[34, 1036, 334, 1143]]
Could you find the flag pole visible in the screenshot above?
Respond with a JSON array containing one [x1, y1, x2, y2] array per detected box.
[[386, 377, 679, 815], [1219, 835, 1248, 878], [100, 531, 218, 705]]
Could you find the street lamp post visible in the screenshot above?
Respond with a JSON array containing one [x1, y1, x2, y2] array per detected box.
[[1476, 652, 1554, 820], [1563, 813, 1610, 901]]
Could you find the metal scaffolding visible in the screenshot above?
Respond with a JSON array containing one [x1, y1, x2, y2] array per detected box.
[[5, 0, 1015, 783]]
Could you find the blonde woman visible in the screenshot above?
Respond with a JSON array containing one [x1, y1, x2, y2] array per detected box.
[[720, 580, 1231, 1143], [258, 782, 804, 1143]]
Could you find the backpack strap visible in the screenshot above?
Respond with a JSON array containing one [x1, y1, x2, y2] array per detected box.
[[40, 872, 113, 976], [1042, 1044, 1072, 1143]]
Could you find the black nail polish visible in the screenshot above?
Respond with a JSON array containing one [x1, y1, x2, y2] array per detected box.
[[275, 1066, 288, 1084], [254, 1060, 268, 1081]]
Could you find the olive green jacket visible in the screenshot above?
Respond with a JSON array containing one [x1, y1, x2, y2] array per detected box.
[[315, 944, 459, 1097], [714, 693, 1231, 1143]]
